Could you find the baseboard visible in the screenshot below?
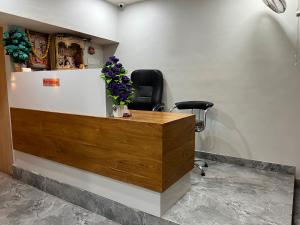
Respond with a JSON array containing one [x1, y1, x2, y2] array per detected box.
[[196, 151, 296, 175], [12, 166, 179, 225]]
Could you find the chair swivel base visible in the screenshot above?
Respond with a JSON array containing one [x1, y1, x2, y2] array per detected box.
[[195, 158, 208, 168], [194, 163, 206, 176]]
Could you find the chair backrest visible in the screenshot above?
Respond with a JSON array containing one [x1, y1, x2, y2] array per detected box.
[[129, 70, 163, 110]]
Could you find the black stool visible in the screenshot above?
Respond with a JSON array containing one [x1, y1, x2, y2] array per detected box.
[[170, 101, 214, 176]]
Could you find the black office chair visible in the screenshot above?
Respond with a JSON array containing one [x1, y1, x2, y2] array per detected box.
[[128, 70, 164, 111], [170, 101, 214, 176]]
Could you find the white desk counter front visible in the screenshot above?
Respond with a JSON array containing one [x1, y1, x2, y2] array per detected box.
[[9, 69, 109, 117]]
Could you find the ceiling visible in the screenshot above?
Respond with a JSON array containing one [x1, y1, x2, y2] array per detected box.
[[106, 0, 145, 6]]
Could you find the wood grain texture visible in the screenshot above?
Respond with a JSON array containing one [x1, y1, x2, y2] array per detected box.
[[0, 26, 13, 174], [163, 117, 195, 190], [10, 108, 195, 192]]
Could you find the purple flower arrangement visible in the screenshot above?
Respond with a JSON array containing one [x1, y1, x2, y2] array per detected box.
[[100, 56, 134, 106]]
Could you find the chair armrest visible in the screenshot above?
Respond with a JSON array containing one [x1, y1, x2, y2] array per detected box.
[[152, 103, 165, 112]]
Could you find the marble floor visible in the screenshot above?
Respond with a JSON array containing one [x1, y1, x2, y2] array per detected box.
[[163, 160, 295, 225], [0, 172, 120, 225], [0, 161, 296, 225]]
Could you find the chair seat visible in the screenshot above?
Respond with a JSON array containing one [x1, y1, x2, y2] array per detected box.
[[133, 97, 152, 104], [175, 101, 214, 110], [128, 98, 155, 111]]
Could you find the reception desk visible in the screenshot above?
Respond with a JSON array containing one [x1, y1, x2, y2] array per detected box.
[[10, 108, 194, 192], [8, 69, 195, 216]]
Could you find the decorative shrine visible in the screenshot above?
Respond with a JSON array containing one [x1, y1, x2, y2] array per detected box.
[[53, 35, 85, 70], [3, 28, 89, 71]]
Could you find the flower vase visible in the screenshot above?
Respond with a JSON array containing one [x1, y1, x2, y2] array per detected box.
[[112, 105, 124, 118], [123, 105, 131, 117]]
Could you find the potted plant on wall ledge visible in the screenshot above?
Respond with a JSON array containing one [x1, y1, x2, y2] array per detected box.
[[3, 29, 32, 72], [101, 56, 134, 118]]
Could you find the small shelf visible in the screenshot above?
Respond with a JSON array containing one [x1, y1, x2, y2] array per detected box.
[[0, 12, 119, 45]]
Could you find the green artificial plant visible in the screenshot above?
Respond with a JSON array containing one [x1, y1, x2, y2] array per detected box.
[[3, 29, 32, 64]]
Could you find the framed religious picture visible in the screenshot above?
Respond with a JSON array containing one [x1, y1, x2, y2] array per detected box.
[[26, 30, 51, 70], [53, 34, 84, 70]]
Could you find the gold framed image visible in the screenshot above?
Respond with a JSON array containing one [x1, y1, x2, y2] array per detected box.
[[27, 30, 51, 70]]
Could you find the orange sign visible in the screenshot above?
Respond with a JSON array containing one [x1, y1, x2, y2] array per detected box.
[[43, 78, 60, 87]]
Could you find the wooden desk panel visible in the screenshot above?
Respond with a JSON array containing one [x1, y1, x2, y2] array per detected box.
[[163, 117, 195, 190], [10, 108, 195, 192]]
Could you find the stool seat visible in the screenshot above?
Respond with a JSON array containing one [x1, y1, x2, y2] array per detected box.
[[175, 101, 214, 110]]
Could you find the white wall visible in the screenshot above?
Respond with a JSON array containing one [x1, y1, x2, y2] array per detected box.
[[0, 0, 119, 41], [116, 0, 300, 177], [83, 42, 105, 68]]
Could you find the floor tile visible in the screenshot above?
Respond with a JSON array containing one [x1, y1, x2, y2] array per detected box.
[[1, 160, 295, 225], [0, 172, 120, 225], [163, 160, 294, 225]]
